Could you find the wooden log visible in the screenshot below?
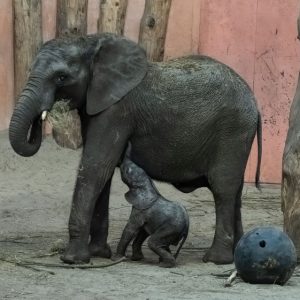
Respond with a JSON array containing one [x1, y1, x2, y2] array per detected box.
[[98, 0, 128, 35], [0, 1, 14, 130], [13, 0, 43, 99], [138, 0, 172, 61], [282, 73, 300, 260], [42, 0, 57, 42], [281, 12, 300, 260], [54, 0, 88, 149], [56, 0, 88, 37]]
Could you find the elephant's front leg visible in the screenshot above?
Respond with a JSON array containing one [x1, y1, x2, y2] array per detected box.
[[114, 221, 141, 259], [131, 228, 149, 261], [61, 156, 112, 264], [89, 177, 113, 258], [60, 112, 130, 264]]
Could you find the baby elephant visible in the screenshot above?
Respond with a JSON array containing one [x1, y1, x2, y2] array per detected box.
[[115, 155, 189, 268]]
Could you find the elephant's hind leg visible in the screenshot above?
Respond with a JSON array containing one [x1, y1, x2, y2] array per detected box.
[[203, 154, 246, 264], [234, 181, 244, 247], [148, 230, 176, 268]]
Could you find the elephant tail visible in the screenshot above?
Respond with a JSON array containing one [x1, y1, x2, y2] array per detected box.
[[255, 111, 262, 191], [174, 212, 189, 259]]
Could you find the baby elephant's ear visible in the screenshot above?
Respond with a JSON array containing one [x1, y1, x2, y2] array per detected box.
[[86, 37, 147, 115]]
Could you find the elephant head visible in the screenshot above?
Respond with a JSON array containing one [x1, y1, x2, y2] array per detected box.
[[9, 34, 147, 157]]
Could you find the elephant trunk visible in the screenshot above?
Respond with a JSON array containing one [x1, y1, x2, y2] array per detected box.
[[9, 92, 43, 157]]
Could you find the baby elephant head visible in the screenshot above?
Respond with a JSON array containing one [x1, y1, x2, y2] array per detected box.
[[120, 156, 158, 210], [120, 158, 149, 188]]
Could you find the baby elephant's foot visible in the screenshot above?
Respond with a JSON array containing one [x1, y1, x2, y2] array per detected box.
[[89, 242, 112, 258], [131, 250, 144, 261], [159, 257, 176, 268], [60, 240, 90, 264]]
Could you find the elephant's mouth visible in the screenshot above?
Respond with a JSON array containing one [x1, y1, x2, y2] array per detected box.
[[27, 117, 43, 143]]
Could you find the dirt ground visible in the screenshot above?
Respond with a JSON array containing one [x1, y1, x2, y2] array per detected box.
[[0, 130, 299, 300]]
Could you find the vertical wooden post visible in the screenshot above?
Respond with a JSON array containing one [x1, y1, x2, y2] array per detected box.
[[56, 0, 88, 37], [0, 0, 14, 130], [281, 11, 300, 260], [13, 0, 42, 99], [54, 0, 88, 148], [98, 0, 128, 35], [42, 0, 57, 42], [138, 0, 172, 61]]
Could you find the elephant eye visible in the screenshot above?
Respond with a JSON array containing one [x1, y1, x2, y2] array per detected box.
[[56, 74, 68, 84], [58, 75, 66, 81]]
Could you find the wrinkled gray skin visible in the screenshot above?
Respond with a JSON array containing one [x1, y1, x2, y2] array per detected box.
[[9, 33, 262, 265], [114, 152, 189, 268]]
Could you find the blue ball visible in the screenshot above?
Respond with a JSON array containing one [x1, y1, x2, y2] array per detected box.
[[234, 227, 297, 285]]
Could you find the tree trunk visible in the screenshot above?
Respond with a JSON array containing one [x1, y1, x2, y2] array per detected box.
[[281, 12, 300, 260], [138, 0, 172, 61], [54, 0, 88, 149], [13, 0, 42, 99], [98, 0, 128, 35], [56, 0, 88, 37]]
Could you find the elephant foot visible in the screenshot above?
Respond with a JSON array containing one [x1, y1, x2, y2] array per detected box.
[[111, 253, 126, 261], [131, 251, 144, 261], [202, 246, 233, 265], [159, 257, 176, 268], [234, 229, 243, 248], [89, 241, 112, 258], [60, 240, 90, 264]]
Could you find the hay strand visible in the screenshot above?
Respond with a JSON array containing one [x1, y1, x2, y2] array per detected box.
[[47, 101, 82, 150]]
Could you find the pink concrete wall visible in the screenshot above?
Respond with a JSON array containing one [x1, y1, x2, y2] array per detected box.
[[253, 0, 300, 183], [198, 0, 300, 183], [1, 0, 299, 183]]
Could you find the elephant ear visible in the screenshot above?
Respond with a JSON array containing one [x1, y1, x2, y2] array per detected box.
[[86, 37, 147, 115], [125, 191, 158, 211]]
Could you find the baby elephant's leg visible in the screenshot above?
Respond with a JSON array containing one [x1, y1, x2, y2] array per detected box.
[[114, 222, 140, 260], [131, 228, 149, 261], [148, 231, 176, 268], [158, 246, 171, 262]]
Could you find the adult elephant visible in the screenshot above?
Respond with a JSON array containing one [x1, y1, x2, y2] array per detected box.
[[9, 33, 262, 265]]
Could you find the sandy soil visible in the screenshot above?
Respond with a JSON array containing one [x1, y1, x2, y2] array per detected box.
[[0, 130, 299, 299]]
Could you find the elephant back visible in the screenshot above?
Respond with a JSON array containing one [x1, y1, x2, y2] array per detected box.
[[124, 55, 257, 119]]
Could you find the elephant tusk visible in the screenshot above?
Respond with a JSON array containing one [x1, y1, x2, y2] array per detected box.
[[41, 111, 48, 121]]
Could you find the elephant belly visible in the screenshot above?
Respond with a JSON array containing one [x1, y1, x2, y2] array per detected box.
[[129, 138, 208, 183]]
